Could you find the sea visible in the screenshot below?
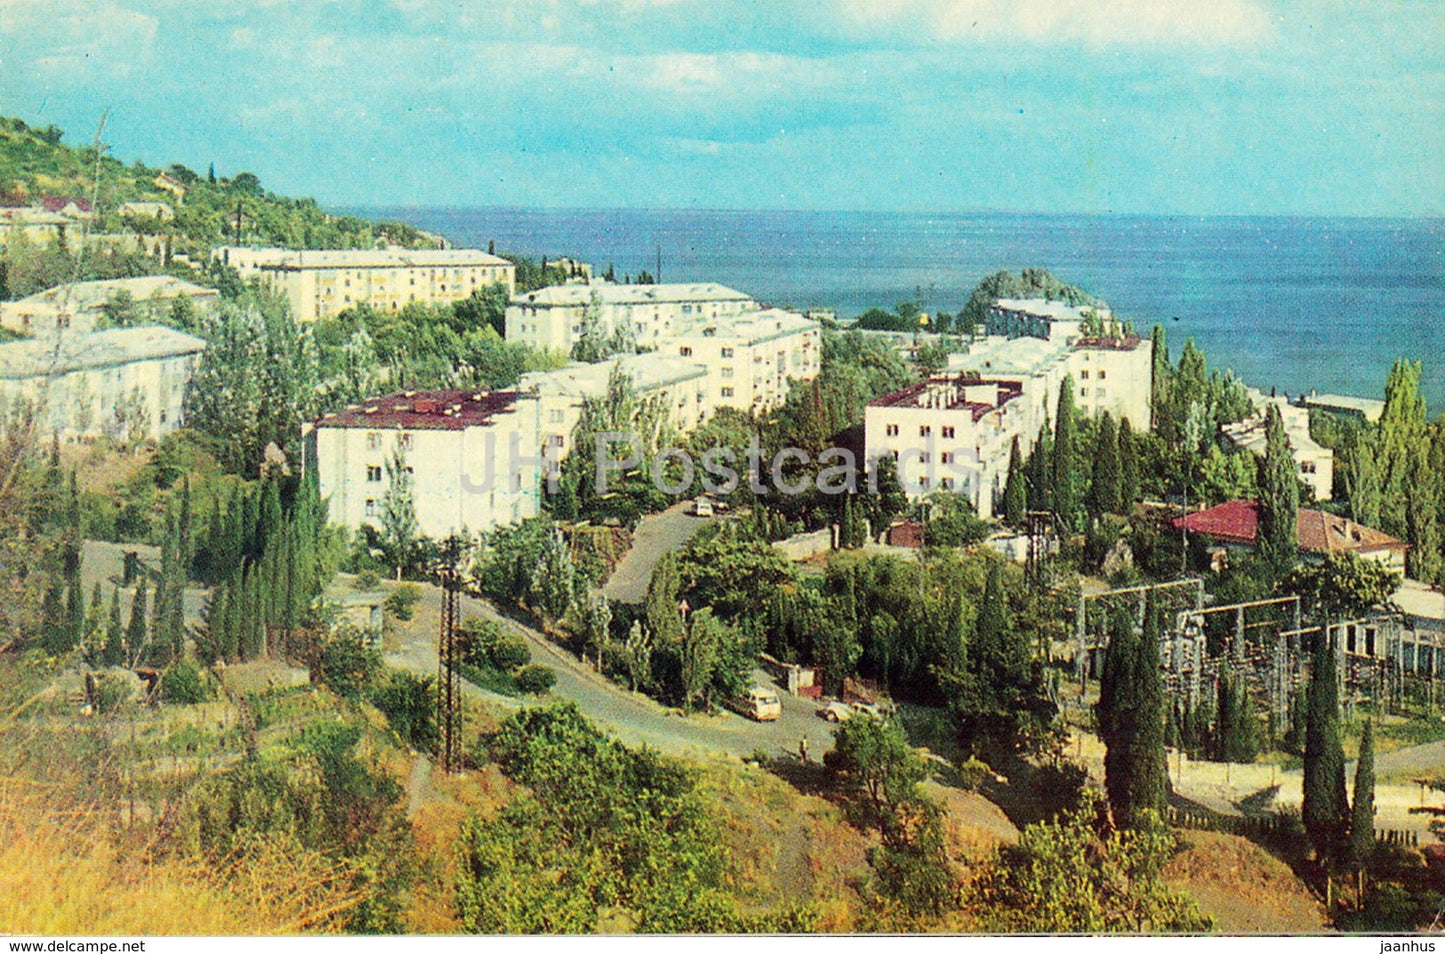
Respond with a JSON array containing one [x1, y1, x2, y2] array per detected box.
[[345, 208, 1445, 411]]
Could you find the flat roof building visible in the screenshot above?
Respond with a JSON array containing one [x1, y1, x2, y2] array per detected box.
[[256, 248, 516, 322]]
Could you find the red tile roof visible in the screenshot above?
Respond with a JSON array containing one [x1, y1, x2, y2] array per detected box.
[[38, 196, 92, 213], [869, 374, 1024, 422], [315, 389, 531, 431], [1171, 500, 1409, 556]]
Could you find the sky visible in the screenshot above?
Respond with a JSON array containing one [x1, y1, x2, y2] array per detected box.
[[0, 0, 1442, 215]]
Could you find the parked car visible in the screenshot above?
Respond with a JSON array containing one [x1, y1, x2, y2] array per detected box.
[[732, 686, 782, 721], [817, 701, 853, 722], [692, 496, 714, 517]]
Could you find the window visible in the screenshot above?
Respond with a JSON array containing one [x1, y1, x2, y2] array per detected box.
[[721, 367, 734, 379], [366, 465, 383, 482], [919, 452, 930, 463], [365, 498, 376, 517], [549, 409, 566, 423], [367, 432, 383, 450], [398, 433, 413, 450], [1081, 387, 1088, 397], [1301, 460, 1316, 474], [942, 426, 955, 439], [551, 434, 565, 447], [885, 424, 899, 437], [721, 347, 734, 358], [1080, 369, 1089, 379], [1098, 369, 1107, 380], [941, 452, 952, 465], [721, 387, 735, 398], [940, 477, 955, 490], [919, 425, 932, 437], [680, 346, 693, 357], [918, 476, 931, 490]]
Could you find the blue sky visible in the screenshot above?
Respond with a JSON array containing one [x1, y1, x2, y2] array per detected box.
[[1, 0, 1441, 215]]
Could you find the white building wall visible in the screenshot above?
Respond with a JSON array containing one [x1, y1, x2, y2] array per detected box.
[[1066, 339, 1153, 429], [314, 404, 542, 540]]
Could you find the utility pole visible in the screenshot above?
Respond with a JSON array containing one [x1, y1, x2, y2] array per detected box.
[[81, 108, 109, 266], [436, 535, 463, 773]]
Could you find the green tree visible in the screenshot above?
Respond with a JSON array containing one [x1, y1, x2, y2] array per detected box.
[[825, 712, 929, 817], [971, 798, 1213, 933], [1117, 417, 1141, 511], [1097, 597, 1168, 829], [1003, 435, 1027, 527], [1027, 422, 1051, 513], [528, 527, 576, 625], [102, 587, 124, 666], [379, 442, 418, 579], [1350, 719, 1376, 879], [1259, 404, 1300, 571], [679, 607, 723, 711], [1052, 377, 1081, 529], [1279, 551, 1400, 621], [1087, 412, 1121, 518], [126, 581, 147, 666], [1213, 666, 1259, 763], [1303, 634, 1348, 865]]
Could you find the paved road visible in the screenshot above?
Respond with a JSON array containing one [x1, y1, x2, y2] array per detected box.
[[381, 580, 832, 762], [600, 500, 714, 604]]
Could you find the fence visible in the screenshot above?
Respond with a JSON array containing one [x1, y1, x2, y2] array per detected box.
[[1168, 806, 1419, 847]]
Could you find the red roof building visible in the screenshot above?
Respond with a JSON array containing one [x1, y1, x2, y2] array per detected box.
[[1171, 500, 1409, 570]]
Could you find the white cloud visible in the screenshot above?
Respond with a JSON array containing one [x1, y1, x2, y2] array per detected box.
[[833, 0, 1274, 46]]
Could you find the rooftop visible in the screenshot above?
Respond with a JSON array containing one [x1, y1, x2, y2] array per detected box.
[[991, 297, 1107, 322], [1394, 578, 1445, 621], [315, 389, 533, 431], [1074, 334, 1144, 351], [870, 373, 1025, 421], [519, 352, 707, 399], [951, 335, 1069, 376], [1171, 500, 1408, 555], [260, 248, 511, 271], [680, 307, 814, 344], [15, 276, 219, 312], [0, 327, 207, 380], [1304, 392, 1386, 422], [512, 282, 753, 308]]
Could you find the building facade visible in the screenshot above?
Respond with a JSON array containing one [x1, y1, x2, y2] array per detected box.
[[864, 375, 1028, 518], [505, 282, 757, 353], [660, 308, 821, 413], [0, 276, 220, 335], [0, 327, 206, 441], [1221, 391, 1334, 501], [256, 248, 516, 322], [308, 389, 541, 539]]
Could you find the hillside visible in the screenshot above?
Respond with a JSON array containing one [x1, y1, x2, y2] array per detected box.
[[0, 115, 437, 256]]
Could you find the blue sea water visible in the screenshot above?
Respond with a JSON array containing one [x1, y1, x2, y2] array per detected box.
[[346, 207, 1445, 410]]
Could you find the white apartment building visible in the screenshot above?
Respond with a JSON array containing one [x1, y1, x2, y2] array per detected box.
[[987, 297, 1111, 343], [1068, 334, 1153, 430], [256, 248, 516, 322], [308, 389, 541, 539], [518, 352, 713, 470], [1221, 390, 1334, 501], [661, 308, 821, 413], [506, 282, 756, 353], [0, 326, 206, 441], [0, 276, 220, 335], [864, 375, 1029, 519]]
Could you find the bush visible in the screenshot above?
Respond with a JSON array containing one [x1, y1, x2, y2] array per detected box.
[[460, 617, 531, 670], [385, 582, 423, 621], [353, 569, 382, 591], [369, 669, 438, 751], [314, 625, 381, 698], [514, 663, 556, 695], [957, 756, 992, 793], [161, 659, 211, 705]]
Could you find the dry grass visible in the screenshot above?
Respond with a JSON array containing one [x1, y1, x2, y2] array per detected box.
[[1162, 829, 1328, 933], [0, 777, 369, 935]]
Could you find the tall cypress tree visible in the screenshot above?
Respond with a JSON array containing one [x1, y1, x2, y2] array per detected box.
[[1088, 412, 1121, 518], [1118, 417, 1141, 513], [1052, 376, 1081, 529], [1259, 404, 1300, 572], [1125, 595, 1169, 827], [126, 581, 148, 666], [1098, 605, 1139, 825], [1215, 666, 1259, 763], [1350, 719, 1376, 877], [1027, 421, 1052, 513], [1149, 324, 1170, 435], [103, 587, 124, 666], [1303, 632, 1348, 865], [1003, 435, 1026, 527]]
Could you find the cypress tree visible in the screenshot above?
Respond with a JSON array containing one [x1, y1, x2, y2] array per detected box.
[[838, 496, 857, 550], [1117, 417, 1140, 512], [1126, 595, 1169, 826], [1098, 605, 1139, 825], [1350, 719, 1376, 877], [1027, 420, 1052, 513], [1150, 324, 1170, 434], [1215, 667, 1259, 763], [1259, 404, 1300, 572], [1003, 435, 1026, 527], [1088, 412, 1121, 518], [1052, 376, 1081, 529], [126, 581, 148, 666], [1303, 632, 1348, 865], [104, 587, 124, 666], [41, 583, 67, 654]]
